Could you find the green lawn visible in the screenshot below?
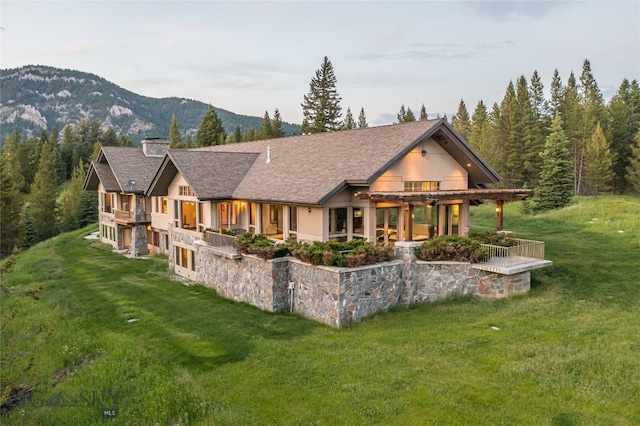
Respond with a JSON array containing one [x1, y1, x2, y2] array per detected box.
[[1, 196, 639, 425]]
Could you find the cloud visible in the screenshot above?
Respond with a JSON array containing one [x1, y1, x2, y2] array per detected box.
[[34, 38, 106, 57], [354, 40, 520, 62], [460, 1, 568, 21]]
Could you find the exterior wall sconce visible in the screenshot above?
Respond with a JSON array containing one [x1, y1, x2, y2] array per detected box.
[[421, 150, 427, 156], [307, 207, 312, 213]]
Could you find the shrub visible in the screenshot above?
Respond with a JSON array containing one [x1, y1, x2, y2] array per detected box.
[[288, 238, 394, 267], [233, 233, 290, 260], [468, 230, 518, 247], [415, 235, 487, 263]]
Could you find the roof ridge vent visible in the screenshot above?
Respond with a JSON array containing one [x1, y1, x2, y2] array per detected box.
[[266, 146, 272, 163]]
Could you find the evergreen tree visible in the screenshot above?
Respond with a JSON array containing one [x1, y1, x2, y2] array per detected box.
[[118, 135, 134, 147], [271, 109, 286, 138], [234, 125, 243, 143], [0, 150, 25, 257], [29, 141, 60, 242], [549, 69, 563, 117], [577, 59, 606, 194], [77, 190, 98, 228], [243, 127, 258, 142], [626, 131, 640, 192], [102, 128, 119, 146], [561, 72, 583, 194], [497, 81, 524, 187], [450, 99, 471, 139], [301, 56, 343, 133], [515, 75, 539, 186], [342, 107, 356, 130], [419, 104, 428, 121], [259, 111, 273, 140], [57, 162, 87, 232], [196, 105, 224, 147], [583, 122, 613, 196], [169, 113, 183, 148], [397, 105, 416, 123], [357, 108, 368, 128], [468, 101, 497, 166], [607, 79, 640, 193], [20, 203, 36, 250], [536, 113, 573, 211]]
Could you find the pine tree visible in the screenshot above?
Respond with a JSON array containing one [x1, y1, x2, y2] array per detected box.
[[57, 162, 86, 232], [357, 108, 368, 128], [397, 105, 416, 123], [118, 135, 134, 147], [450, 99, 470, 139], [536, 113, 573, 211], [169, 113, 183, 148], [0, 150, 25, 257], [342, 107, 356, 130], [419, 104, 428, 121], [271, 109, 286, 138], [561, 72, 583, 194], [196, 105, 224, 147], [497, 81, 524, 187], [234, 125, 243, 143], [626, 131, 640, 192], [77, 190, 98, 228], [577, 59, 606, 194], [29, 141, 60, 242], [102, 128, 118, 146], [301, 56, 342, 133], [583, 122, 613, 196], [468, 101, 497, 166], [549, 69, 563, 117], [20, 203, 36, 250], [259, 111, 273, 140], [515, 75, 539, 186], [607, 79, 640, 193]]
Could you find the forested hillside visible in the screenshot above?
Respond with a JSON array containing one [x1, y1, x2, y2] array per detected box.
[[0, 65, 300, 142]]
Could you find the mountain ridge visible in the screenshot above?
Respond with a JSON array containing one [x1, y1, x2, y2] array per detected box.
[[0, 65, 300, 143]]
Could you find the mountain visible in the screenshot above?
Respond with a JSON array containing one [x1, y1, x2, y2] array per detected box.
[[0, 65, 300, 143]]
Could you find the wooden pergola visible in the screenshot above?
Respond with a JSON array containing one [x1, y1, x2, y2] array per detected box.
[[356, 188, 534, 232]]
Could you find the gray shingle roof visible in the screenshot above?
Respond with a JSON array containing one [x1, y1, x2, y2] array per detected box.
[[192, 119, 499, 205], [84, 147, 164, 193], [156, 150, 259, 200]]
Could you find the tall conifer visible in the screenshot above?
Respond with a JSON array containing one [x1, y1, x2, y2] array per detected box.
[[537, 113, 573, 211], [301, 56, 342, 133]]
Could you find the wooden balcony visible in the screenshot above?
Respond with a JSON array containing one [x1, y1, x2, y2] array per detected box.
[[114, 209, 151, 225]]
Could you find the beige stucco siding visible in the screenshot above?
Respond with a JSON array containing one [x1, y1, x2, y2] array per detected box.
[[297, 206, 323, 242], [371, 138, 468, 191]]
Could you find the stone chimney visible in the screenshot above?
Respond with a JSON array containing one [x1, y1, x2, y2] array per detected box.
[[141, 138, 170, 157]]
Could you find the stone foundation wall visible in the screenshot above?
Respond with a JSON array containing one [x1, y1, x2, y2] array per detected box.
[[173, 239, 531, 328]]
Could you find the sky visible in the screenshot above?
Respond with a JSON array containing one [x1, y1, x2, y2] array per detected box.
[[1, 1, 639, 127]]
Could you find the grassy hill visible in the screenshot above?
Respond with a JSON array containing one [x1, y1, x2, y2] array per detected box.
[[1, 196, 639, 424]]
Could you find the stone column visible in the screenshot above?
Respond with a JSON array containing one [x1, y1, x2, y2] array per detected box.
[[394, 241, 422, 307]]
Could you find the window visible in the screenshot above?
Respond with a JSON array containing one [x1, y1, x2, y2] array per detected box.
[[404, 181, 439, 191], [289, 206, 297, 233], [102, 193, 113, 213], [329, 207, 348, 238], [262, 204, 283, 238], [352, 207, 364, 236], [181, 201, 197, 230], [174, 245, 196, 271], [156, 196, 168, 214], [179, 186, 194, 196], [249, 203, 257, 234], [198, 202, 204, 231]]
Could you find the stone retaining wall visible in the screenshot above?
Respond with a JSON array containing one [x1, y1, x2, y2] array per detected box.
[[179, 239, 531, 328]]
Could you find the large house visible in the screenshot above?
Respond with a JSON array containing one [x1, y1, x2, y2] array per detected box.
[[85, 120, 543, 327]]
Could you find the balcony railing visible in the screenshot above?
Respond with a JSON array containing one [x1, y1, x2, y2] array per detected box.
[[204, 230, 238, 253], [114, 209, 151, 224], [479, 238, 545, 267]]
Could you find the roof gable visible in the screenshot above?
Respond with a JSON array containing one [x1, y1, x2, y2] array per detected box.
[[147, 151, 259, 200], [194, 119, 499, 204]]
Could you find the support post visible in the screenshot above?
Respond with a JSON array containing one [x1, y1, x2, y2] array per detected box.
[[496, 200, 504, 231]]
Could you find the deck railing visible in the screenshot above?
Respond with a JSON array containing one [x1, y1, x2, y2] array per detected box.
[[204, 231, 238, 251], [114, 209, 150, 223], [479, 238, 545, 267]]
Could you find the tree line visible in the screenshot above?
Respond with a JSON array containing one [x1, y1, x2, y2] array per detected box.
[[2, 57, 639, 258]]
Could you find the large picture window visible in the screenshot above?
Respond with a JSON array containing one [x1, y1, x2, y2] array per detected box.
[[329, 207, 348, 241], [181, 201, 197, 230]]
